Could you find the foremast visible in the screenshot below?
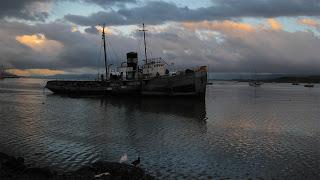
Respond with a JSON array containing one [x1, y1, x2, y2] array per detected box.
[[102, 24, 108, 80], [139, 23, 148, 64]]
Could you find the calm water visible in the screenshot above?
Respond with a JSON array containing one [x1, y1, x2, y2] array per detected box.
[[0, 78, 320, 179]]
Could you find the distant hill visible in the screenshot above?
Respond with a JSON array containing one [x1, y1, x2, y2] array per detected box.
[[234, 76, 320, 83], [0, 71, 20, 78], [208, 73, 287, 81], [267, 76, 320, 83]]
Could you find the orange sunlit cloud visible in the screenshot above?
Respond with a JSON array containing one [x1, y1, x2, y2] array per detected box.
[[71, 26, 79, 32], [298, 18, 319, 27], [7, 69, 66, 76], [95, 26, 113, 35], [15, 33, 63, 54], [16, 34, 46, 47], [183, 20, 256, 33], [268, 18, 282, 30]]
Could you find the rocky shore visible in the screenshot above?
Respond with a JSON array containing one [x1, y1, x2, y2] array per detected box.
[[0, 152, 155, 180]]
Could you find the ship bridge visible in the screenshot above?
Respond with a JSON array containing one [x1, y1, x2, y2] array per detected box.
[[142, 57, 167, 78]]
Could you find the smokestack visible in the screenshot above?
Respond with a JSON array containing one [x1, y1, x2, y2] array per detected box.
[[127, 52, 138, 71]]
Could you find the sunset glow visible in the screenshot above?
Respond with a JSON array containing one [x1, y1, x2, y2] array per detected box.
[[183, 20, 256, 32], [298, 18, 319, 27], [268, 18, 283, 31], [8, 69, 65, 76], [16, 34, 46, 48]]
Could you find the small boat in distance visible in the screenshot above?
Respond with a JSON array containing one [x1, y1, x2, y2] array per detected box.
[[249, 81, 263, 87], [248, 68, 263, 87], [304, 84, 314, 88], [292, 83, 299, 85], [46, 24, 207, 96]]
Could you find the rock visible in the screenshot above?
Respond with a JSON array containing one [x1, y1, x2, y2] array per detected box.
[[17, 157, 24, 164], [0, 152, 155, 180], [70, 161, 155, 180], [0, 153, 27, 178], [72, 166, 96, 179], [2, 156, 26, 172], [23, 167, 55, 179], [0, 152, 11, 163], [88, 161, 154, 180]]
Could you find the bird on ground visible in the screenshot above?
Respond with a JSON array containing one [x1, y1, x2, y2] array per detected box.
[[131, 157, 140, 166], [119, 153, 128, 163]]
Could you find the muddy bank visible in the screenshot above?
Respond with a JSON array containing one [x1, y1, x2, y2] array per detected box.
[[0, 152, 155, 179]]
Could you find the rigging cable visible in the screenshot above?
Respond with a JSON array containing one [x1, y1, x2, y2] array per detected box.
[[135, 27, 143, 63], [96, 36, 103, 79], [107, 38, 121, 64]]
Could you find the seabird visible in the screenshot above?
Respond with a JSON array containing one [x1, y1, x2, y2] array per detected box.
[[131, 157, 140, 166]]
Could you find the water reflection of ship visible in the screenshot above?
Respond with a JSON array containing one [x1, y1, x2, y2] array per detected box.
[[99, 97, 207, 120]]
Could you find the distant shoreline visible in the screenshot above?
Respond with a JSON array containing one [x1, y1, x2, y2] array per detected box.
[[3, 74, 320, 83], [231, 76, 320, 83]]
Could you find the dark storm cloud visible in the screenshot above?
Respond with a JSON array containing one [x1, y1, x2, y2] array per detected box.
[[0, 0, 52, 21], [64, 1, 192, 26], [84, 26, 99, 34], [65, 11, 127, 26], [65, 0, 320, 26], [68, 0, 136, 7], [206, 0, 320, 18], [0, 0, 135, 22]]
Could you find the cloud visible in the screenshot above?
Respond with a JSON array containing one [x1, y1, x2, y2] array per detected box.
[[0, 19, 138, 73], [298, 18, 319, 27], [130, 22, 320, 74], [65, 0, 320, 26], [71, 26, 79, 32], [267, 18, 282, 30], [208, 0, 320, 18], [0, 0, 53, 21], [84, 26, 100, 34], [1, 16, 320, 76], [8, 69, 65, 76], [177, 23, 320, 73], [183, 20, 256, 33], [2, 0, 320, 77], [15, 34, 64, 55], [69, 0, 136, 7], [0, 0, 135, 22]]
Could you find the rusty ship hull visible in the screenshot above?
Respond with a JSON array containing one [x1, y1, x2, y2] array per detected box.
[[45, 71, 207, 96]]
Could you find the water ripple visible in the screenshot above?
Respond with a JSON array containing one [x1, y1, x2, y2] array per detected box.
[[0, 79, 320, 179]]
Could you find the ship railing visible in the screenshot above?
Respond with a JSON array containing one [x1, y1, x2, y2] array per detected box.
[[143, 57, 164, 64]]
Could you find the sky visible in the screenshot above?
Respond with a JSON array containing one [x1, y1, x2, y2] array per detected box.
[[1, 0, 320, 76]]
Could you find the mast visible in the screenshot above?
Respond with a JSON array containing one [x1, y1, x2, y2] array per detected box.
[[139, 23, 148, 64], [102, 24, 108, 80]]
